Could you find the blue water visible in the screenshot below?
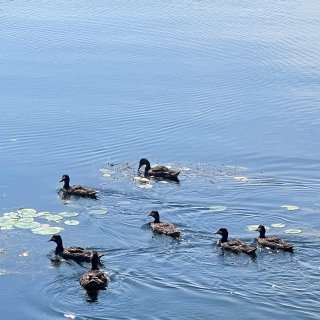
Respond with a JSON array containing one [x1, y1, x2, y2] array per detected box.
[[1, 0, 320, 319]]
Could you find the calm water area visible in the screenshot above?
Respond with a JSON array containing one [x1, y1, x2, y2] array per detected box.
[[1, 0, 320, 319]]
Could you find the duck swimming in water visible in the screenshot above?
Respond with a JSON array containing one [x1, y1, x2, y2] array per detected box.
[[255, 225, 293, 252], [215, 228, 256, 255], [80, 251, 109, 291], [149, 210, 180, 238], [49, 234, 104, 262], [59, 174, 98, 198], [138, 158, 180, 180]]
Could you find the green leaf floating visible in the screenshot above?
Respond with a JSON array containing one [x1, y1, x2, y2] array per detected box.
[[14, 221, 41, 229], [59, 212, 79, 218], [31, 225, 64, 235], [285, 229, 302, 234], [17, 208, 37, 218], [209, 205, 227, 212], [90, 209, 108, 215], [246, 225, 260, 231], [271, 223, 285, 228], [3, 212, 19, 219], [64, 220, 79, 226], [281, 205, 300, 211]]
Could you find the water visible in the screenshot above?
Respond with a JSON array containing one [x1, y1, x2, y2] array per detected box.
[[1, 0, 320, 319]]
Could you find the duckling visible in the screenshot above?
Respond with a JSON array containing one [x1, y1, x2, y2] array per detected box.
[[59, 174, 98, 198], [215, 228, 256, 255], [49, 234, 103, 262], [149, 210, 180, 238], [80, 251, 109, 291], [256, 225, 293, 252], [138, 158, 180, 180]]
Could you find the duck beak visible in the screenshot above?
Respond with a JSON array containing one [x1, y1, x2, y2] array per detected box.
[[59, 178, 64, 182], [214, 231, 221, 235]]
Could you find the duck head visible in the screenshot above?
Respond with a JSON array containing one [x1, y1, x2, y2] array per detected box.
[[149, 210, 160, 223], [49, 234, 64, 253], [60, 174, 70, 188], [256, 225, 266, 238], [215, 227, 228, 242], [138, 158, 151, 172]]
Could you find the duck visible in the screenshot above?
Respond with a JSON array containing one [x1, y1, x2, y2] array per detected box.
[[138, 158, 180, 180], [59, 174, 98, 198], [255, 225, 293, 252], [80, 251, 109, 291], [215, 228, 256, 255], [49, 234, 104, 263], [149, 210, 180, 238]]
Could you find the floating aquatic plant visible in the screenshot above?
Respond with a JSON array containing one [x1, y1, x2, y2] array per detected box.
[[234, 176, 249, 182], [90, 209, 108, 215], [209, 205, 227, 212], [281, 205, 300, 211], [271, 223, 285, 228], [246, 225, 260, 231], [285, 229, 302, 234], [59, 211, 79, 218], [17, 208, 37, 217], [31, 225, 64, 235], [64, 220, 79, 226], [14, 220, 41, 229]]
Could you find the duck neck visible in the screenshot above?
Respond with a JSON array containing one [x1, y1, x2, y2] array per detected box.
[[153, 216, 160, 223], [220, 234, 228, 243], [259, 230, 266, 238], [63, 181, 70, 189], [144, 163, 151, 174], [91, 260, 99, 271], [55, 243, 64, 254]]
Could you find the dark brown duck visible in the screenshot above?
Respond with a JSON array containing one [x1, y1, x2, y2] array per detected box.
[[215, 228, 256, 255], [80, 251, 109, 291], [49, 234, 103, 262], [59, 174, 98, 198], [138, 158, 180, 180], [149, 210, 180, 238], [256, 225, 293, 252]]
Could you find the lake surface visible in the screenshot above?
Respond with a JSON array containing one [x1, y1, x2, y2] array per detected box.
[[1, 0, 320, 319]]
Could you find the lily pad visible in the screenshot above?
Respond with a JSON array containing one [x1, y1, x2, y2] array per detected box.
[[271, 223, 285, 228], [3, 212, 19, 219], [285, 229, 302, 234], [209, 205, 227, 212], [14, 221, 41, 229], [39, 214, 62, 223], [90, 209, 108, 215], [246, 225, 260, 231], [59, 212, 79, 218], [281, 205, 300, 211], [17, 208, 37, 217], [139, 184, 153, 189], [0, 217, 11, 224], [1, 226, 14, 230], [234, 176, 249, 182], [31, 225, 64, 235], [64, 220, 80, 226], [37, 212, 52, 217]]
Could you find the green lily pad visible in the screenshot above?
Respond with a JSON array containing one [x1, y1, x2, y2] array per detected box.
[[209, 205, 227, 212], [3, 212, 19, 219], [1, 226, 14, 230], [234, 176, 249, 182], [64, 220, 79, 226], [37, 212, 52, 217], [90, 209, 108, 215], [0, 217, 11, 224], [246, 225, 260, 231], [17, 208, 37, 217], [14, 221, 41, 229], [139, 184, 153, 189], [39, 214, 62, 223], [31, 225, 64, 235], [59, 212, 79, 218], [281, 205, 300, 211], [271, 223, 285, 228], [285, 229, 302, 234]]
